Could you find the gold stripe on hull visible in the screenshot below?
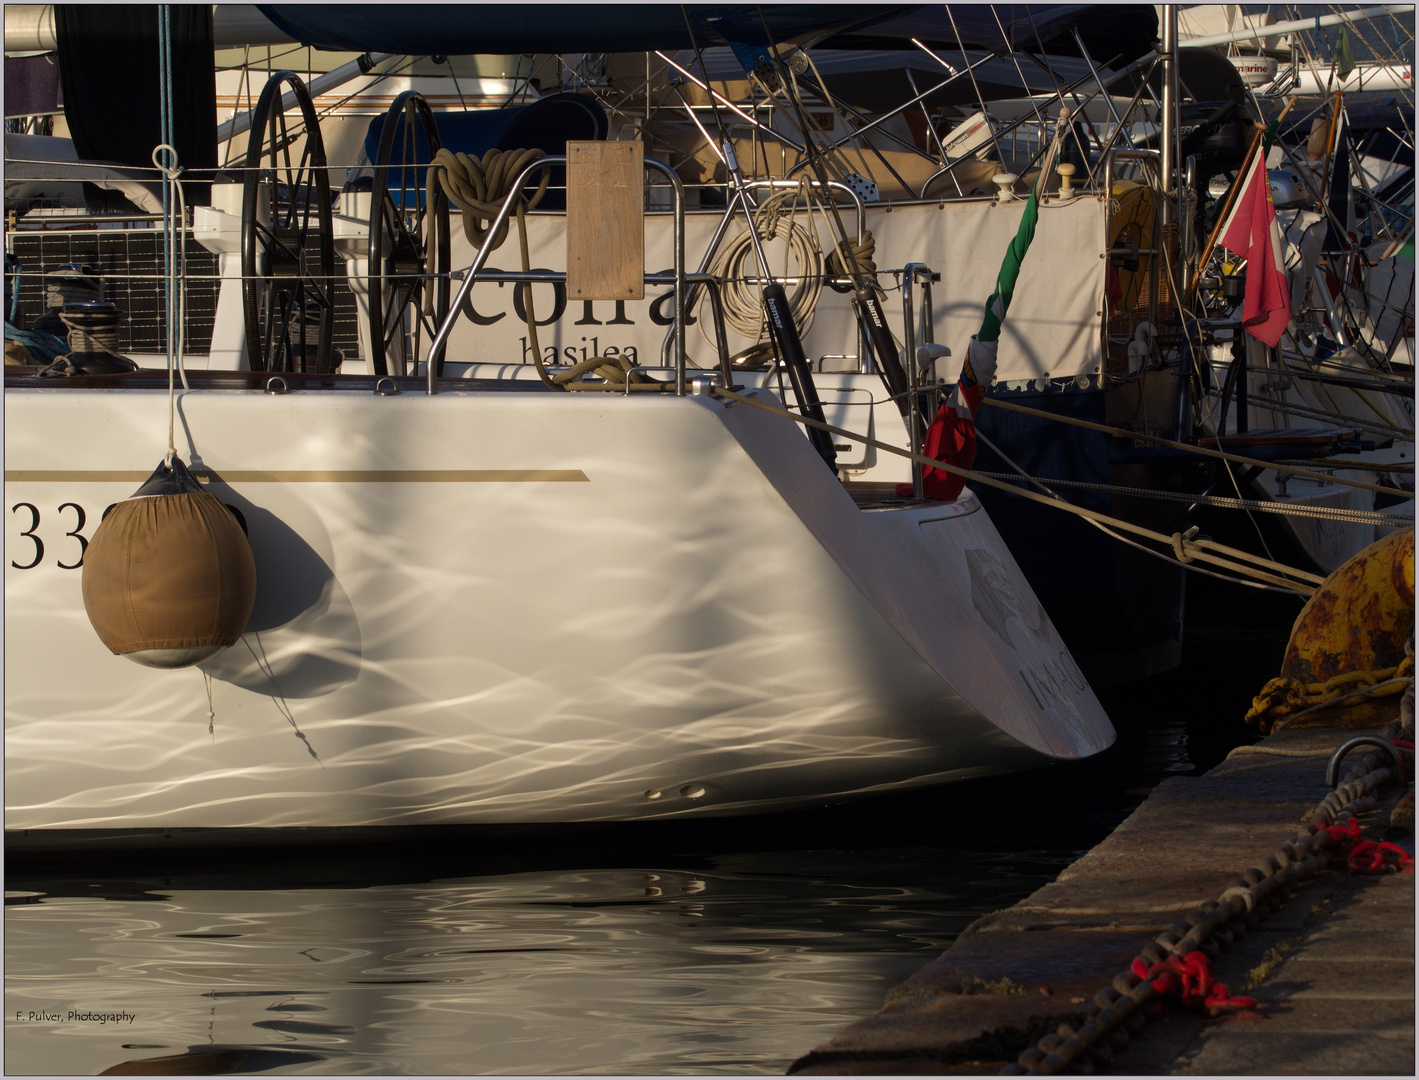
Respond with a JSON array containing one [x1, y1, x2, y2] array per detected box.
[[5, 470, 589, 484]]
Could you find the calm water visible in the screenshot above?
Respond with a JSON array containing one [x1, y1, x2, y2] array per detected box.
[[5, 578, 1300, 1076]]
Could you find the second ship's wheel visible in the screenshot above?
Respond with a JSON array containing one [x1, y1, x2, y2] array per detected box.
[[368, 91, 450, 377], [240, 70, 335, 373]]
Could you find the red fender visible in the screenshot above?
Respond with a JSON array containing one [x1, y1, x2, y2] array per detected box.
[[895, 400, 977, 502]]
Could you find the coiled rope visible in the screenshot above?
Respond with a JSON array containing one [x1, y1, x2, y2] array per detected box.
[[426, 147, 562, 385], [825, 231, 879, 293], [702, 185, 825, 344], [43, 269, 102, 311], [699, 182, 880, 353], [428, 147, 672, 392], [426, 147, 549, 253], [57, 311, 121, 356]]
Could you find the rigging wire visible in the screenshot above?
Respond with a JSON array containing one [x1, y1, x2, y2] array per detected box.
[[972, 428, 1306, 594], [716, 384, 1326, 592]]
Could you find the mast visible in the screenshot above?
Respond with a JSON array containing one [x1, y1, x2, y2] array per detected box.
[[1160, 4, 1178, 226]]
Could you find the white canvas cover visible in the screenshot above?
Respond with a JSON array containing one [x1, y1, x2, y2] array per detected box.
[[871, 195, 1108, 383], [436, 194, 1108, 385]]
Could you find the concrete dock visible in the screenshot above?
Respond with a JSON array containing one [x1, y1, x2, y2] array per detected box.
[[790, 719, 1415, 1075]]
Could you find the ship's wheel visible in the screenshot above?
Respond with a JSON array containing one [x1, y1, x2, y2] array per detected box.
[[240, 71, 335, 373], [368, 92, 450, 378]]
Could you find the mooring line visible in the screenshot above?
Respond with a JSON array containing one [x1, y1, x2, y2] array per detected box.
[[714, 386, 1326, 593]]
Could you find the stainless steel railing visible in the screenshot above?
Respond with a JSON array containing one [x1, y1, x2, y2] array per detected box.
[[424, 155, 688, 396]]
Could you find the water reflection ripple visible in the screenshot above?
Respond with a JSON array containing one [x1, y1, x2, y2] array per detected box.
[[5, 857, 1063, 1076]]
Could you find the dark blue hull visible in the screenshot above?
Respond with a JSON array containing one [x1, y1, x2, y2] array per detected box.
[[972, 380, 1193, 686]]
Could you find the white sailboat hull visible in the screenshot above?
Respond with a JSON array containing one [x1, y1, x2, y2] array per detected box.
[[5, 383, 1112, 832]]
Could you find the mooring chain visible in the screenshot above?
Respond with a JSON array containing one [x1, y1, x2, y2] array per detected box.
[[1003, 718, 1411, 1075]]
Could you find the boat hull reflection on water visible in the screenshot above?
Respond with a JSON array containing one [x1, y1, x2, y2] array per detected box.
[[5, 378, 1112, 832]]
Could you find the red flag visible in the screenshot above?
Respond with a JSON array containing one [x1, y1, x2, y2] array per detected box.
[[894, 400, 977, 501], [1218, 153, 1292, 346]]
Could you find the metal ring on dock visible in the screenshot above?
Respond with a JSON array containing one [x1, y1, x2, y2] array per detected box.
[[264, 376, 289, 395], [374, 377, 401, 396], [1325, 735, 1404, 789]]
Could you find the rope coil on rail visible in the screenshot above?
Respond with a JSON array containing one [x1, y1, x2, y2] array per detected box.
[[425, 148, 671, 392], [701, 185, 825, 346], [426, 147, 549, 252], [698, 182, 880, 353]]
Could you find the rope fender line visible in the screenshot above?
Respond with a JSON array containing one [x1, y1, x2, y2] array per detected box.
[[712, 386, 1324, 593], [979, 395, 1410, 500], [1001, 716, 1413, 1075]]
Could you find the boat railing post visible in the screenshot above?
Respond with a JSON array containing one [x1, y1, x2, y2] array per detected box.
[[902, 262, 932, 501], [683, 177, 868, 374], [425, 156, 560, 396], [1161, 5, 1178, 224], [751, 179, 868, 374], [641, 158, 687, 395], [1183, 154, 1197, 268], [1104, 148, 1166, 335]]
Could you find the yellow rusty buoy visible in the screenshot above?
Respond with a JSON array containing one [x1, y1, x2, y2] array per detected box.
[[1247, 528, 1414, 731], [81, 456, 256, 668]]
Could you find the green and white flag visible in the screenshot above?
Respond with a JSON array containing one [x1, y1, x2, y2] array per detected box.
[[962, 107, 1072, 401]]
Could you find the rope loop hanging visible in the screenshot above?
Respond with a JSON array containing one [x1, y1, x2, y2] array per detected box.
[[426, 147, 549, 252], [427, 147, 553, 384]]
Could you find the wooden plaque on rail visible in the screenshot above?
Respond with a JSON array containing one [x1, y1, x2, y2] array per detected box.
[[566, 140, 645, 301]]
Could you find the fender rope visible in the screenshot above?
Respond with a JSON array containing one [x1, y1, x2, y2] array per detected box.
[[1001, 715, 1412, 1074]]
